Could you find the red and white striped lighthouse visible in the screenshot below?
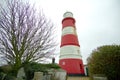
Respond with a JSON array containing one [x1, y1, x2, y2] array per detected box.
[[59, 12, 85, 76]]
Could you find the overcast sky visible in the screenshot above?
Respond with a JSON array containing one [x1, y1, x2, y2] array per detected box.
[[29, 0, 120, 64], [0, 0, 120, 64]]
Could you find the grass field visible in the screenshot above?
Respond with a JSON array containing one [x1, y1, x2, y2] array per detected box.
[[67, 77, 89, 80]]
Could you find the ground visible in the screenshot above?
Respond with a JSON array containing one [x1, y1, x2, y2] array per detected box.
[[67, 77, 89, 80]]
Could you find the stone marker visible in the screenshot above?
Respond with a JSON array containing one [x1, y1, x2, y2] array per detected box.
[[48, 69, 67, 80], [33, 72, 43, 80], [43, 74, 51, 80], [17, 67, 25, 80], [55, 69, 67, 80]]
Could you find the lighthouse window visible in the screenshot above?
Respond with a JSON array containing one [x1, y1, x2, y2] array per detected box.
[[80, 64, 82, 69]]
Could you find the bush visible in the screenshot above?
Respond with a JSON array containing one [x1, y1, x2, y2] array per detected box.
[[0, 65, 12, 73], [0, 65, 16, 80], [3, 74, 16, 80], [23, 62, 60, 80], [0, 72, 17, 80], [0, 67, 3, 72], [0, 62, 61, 80], [44, 63, 61, 69], [87, 45, 120, 80], [0, 72, 5, 80]]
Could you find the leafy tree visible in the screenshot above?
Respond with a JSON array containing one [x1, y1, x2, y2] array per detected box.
[[87, 45, 120, 80], [0, 0, 56, 76]]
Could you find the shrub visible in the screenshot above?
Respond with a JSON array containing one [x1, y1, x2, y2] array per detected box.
[[3, 74, 16, 80], [23, 62, 60, 80], [44, 64, 61, 69], [87, 45, 120, 80], [0, 72, 5, 80], [0, 65, 12, 73]]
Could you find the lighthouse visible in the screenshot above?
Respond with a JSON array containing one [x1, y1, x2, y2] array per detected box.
[[59, 12, 85, 76]]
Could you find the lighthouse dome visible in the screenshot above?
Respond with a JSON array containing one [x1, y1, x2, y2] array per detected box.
[[63, 12, 73, 18]]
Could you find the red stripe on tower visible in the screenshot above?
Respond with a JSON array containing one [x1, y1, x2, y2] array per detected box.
[[62, 17, 75, 29], [59, 12, 85, 76], [61, 34, 80, 47]]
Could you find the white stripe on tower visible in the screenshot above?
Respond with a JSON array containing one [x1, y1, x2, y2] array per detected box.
[[60, 45, 82, 59], [62, 26, 77, 36]]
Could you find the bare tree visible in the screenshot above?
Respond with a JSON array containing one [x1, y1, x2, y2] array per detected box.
[[0, 0, 56, 70]]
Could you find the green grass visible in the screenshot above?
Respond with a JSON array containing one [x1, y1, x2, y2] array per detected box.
[[67, 77, 89, 80], [80, 77, 89, 80]]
